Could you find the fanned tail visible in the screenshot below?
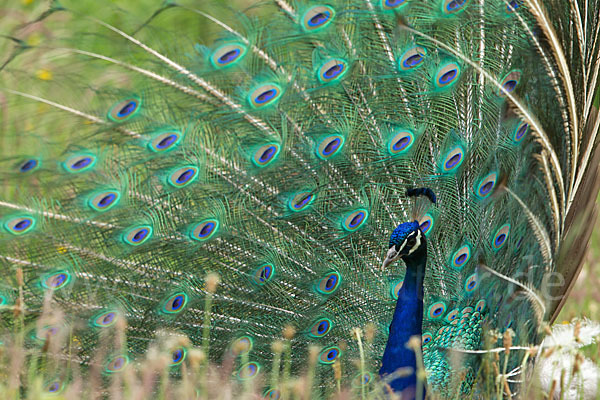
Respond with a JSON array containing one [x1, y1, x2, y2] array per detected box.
[[0, 0, 599, 397]]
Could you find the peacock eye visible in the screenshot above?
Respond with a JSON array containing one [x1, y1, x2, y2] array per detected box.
[[238, 361, 260, 380], [105, 355, 129, 373]]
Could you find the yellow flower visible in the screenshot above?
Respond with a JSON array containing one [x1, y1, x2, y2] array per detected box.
[[36, 69, 53, 81]]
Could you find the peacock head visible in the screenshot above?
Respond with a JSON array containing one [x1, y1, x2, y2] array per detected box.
[[382, 220, 425, 268]]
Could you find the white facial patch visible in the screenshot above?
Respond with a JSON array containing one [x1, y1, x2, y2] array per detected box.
[[406, 229, 422, 255]]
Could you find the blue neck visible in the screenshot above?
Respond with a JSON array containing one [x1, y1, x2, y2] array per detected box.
[[379, 246, 427, 399]]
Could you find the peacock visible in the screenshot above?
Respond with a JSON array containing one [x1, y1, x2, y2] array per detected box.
[[1, 0, 599, 398]]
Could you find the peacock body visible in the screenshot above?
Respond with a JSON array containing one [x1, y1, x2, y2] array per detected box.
[[1, 0, 599, 398]]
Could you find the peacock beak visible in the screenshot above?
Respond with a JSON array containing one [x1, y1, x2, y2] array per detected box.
[[382, 257, 393, 269], [382, 247, 399, 269]]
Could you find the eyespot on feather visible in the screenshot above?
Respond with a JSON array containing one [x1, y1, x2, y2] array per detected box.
[[170, 347, 187, 366], [475, 172, 497, 199], [441, 146, 464, 173], [168, 166, 198, 188], [190, 219, 219, 242], [464, 273, 478, 292], [317, 135, 345, 159], [4, 216, 36, 235], [248, 84, 282, 108], [388, 130, 415, 155], [309, 317, 333, 338], [475, 299, 486, 312], [513, 121, 529, 143], [516, 236, 524, 250], [317, 59, 348, 84], [41, 271, 71, 290], [263, 389, 281, 399], [123, 225, 153, 246], [427, 301, 446, 320], [149, 130, 182, 153], [318, 346, 341, 364], [63, 154, 96, 173], [352, 372, 373, 387], [418, 213, 434, 236], [450, 244, 471, 270], [210, 43, 247, 68], [342, 209, 369, 231], [422, 332, 433, 345], [398, 47, 426, 71], [492, 223, 511, 250], [390, 280, 404, 300], [231, 336, 253, 355], [35, 324, 61, 341], [506, 0, 521, 13], [316, 271, 341, 294], [108, 98, 141, 122], [442, 0, 469, 15], [381, 0, 408, 11], [161, 292, 188, 314], [238, 361, 260, 380], [445, 308, 460, 323], [19, 158, 40, 173], [88, 190, 120, 212], [45, 380, 63, 395], [302, 6, 335, 32], [435, 63, 461, 88], [253, 263, 275, 286], [253, 143, 280, 167], [498, 70, 521, 96], [105, 355, 129, 373], [288, 191, 315, 212], [91, 310, 118, 328]]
